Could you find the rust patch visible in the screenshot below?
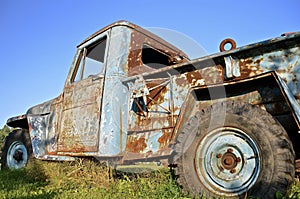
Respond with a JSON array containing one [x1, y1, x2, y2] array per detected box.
[[129, 116, 174, 132], [146, 80, 168, 107], [125, 136, 147, 153], [175, 76, 187, 85], [254, 58, 262, 66], [238, 57, 265, 78], [127, 29, 188, 76], [296, 159, 300, 173], [186, 71, 203, 85], [199, 65, 224, 85], [158, 128, 173, 148]]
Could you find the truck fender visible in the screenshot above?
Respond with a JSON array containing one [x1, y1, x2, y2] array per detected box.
[[6, 113, 49, 159], [6, 114, 29, 129], [27, 113, 50, 159], [172, 71, 300, 153]]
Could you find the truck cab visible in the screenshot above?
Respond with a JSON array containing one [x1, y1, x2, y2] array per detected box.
[[5, 20, 189, 161]]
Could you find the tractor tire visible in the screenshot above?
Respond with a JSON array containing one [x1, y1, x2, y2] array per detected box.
[[1, 129, 33, 170], [173, 101, 295, 198]]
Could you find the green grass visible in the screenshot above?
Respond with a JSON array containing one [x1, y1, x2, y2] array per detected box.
[[0, 158, 300, 199], [0, 159, 189, 199], [1, 127, 300, 199]]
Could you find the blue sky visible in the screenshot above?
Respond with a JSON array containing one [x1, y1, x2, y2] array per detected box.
[[0, 0, 299, 127]]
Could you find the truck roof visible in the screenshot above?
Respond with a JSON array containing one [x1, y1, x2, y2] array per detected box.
[[78, 20, 189, 59]]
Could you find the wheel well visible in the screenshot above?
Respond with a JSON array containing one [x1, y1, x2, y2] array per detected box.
[[177, 72, 300, 158], [172, 101, 294, 198], [6, 115, 29, 129]]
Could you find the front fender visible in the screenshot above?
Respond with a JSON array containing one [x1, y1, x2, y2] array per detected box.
[[27, 114, 50, 159], [26, 99, 53, 115], [6, 113, 49, 159], [6, 114, 28, 129], [6, 97, 54, 129]]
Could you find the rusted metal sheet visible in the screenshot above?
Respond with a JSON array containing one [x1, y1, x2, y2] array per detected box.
[[56, 29, 111, 155], [127, 29, 188, 76], [57, 76, 103, 153], [224, 46, 300, 99], [28, 114, 47, 158], [219, 34, 300, 129], [296, 159, 300, 173], [25, 94, 75, 161], [97, 26, 130, 156], [123, 26, 190, 159], [47, 95, 63, 154], [122, 32, 300, 161]]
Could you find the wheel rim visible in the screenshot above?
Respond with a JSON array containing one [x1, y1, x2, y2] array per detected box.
[[195, 127, 260, 196], [7, 141, 28, 169]]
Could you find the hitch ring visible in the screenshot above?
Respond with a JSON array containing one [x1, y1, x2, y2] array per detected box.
[[220, 38, 236, 52]]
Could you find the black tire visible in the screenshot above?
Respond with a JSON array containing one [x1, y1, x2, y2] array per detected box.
[[173, 101, 295, 198], [1, 129, 33, 170]]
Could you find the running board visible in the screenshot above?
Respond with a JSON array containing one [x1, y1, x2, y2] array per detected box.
[[115, 162, 165, 174], [37, 155, 75, 161]]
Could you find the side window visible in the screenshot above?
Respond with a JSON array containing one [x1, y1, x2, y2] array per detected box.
[[142, 44, 171, 69], [72, 36, 107, 82]]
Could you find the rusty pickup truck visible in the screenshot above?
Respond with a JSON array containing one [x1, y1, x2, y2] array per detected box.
[[2, 21, 300, 198]]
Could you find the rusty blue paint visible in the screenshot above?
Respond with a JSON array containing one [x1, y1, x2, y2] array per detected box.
[[98, 26, 131, 156], [277, 74, 300, 127], [28, 115, 47, 158], [224, 46, 300, 98]]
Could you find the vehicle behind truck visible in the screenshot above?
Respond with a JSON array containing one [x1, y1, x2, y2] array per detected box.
[[1, 21, 300, 198]]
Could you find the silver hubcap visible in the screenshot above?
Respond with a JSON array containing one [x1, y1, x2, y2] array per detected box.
[[7, 141, 28, 169], [195, 127, 260, 196]]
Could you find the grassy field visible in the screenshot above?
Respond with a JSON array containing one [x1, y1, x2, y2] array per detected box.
[[0, 159, 188, 199], [0, 158, 299, 199], [0, 129, 300, 198]]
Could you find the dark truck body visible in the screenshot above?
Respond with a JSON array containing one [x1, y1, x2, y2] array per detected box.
[[3, 21, 300, 198]]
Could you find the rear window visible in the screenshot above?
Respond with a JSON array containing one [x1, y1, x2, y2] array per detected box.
[[142, 44, 170, 69]]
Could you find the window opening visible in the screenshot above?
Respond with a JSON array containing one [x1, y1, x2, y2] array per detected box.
[[73, 49, 86, 82], [72, 36, 107, 82], [141, 44, 171, 69], [131, 96, 147, 116]]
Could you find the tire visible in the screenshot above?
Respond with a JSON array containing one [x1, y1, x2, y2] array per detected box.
[[173, 101, 295, 198], [1, 129, 33, 170]]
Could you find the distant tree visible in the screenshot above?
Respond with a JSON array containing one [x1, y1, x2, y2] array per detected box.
[[0, 125, 11, 149]]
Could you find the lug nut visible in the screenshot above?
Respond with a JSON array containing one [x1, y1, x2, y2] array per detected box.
[[236, 157, 241, 162], [227, 148, 233, 153], [217, 153, 222, 158], [230, 169, 236, 174]]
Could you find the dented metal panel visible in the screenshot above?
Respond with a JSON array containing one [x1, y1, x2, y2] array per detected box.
[[276, 74, 300, 127], [56, 29, 111, 155], [58, 77, 103, 153], [98, 26, 131, 156], [224, 46, 300, 99], [27, 113, 75, 161], [127, 28, 188, 76], [28, 114, 48, 158], [121, 32, 300, 161], [220, 33, 300, 127]]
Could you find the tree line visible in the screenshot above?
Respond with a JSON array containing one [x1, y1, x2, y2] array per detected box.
[[0, 125, 11, 154]]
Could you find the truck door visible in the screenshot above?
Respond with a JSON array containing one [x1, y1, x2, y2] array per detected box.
[[57, 35, 108, 153]]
